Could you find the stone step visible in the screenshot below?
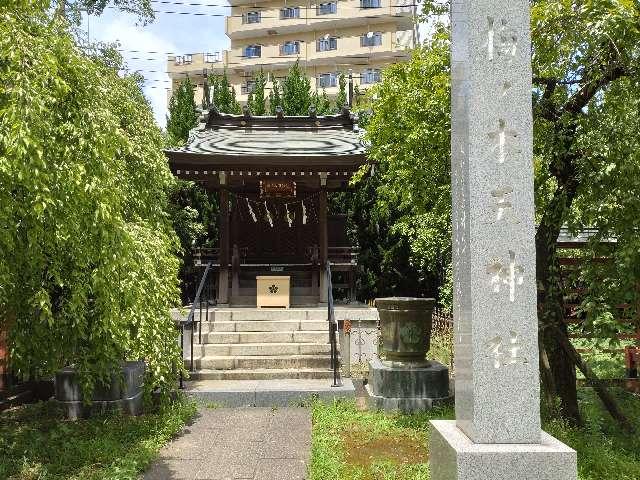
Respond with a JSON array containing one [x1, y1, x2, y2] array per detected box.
[[184, 378, 355, 407], [198, 342, 331, 357], [188, 308, 379, 323], [190, 354, 331, 370], [187, 368, 335, 381], [198, 330, 328, 344], [193, 309, 328, 322], [198, 320, 328, 333]]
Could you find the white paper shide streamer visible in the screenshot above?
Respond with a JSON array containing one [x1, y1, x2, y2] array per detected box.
[[247, 198, 257, 222], [302, 200, 307, 225], [286, 204, 293, 227], [264, 201, 273, 227]]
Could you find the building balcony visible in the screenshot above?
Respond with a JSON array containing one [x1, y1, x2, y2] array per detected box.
[[225, 0, 415, 40], [167, 51, 228, 80], [226, 27, 413, 72]]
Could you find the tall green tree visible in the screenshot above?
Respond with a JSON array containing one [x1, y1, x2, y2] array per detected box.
[[367, 2, 640, 427], [0, 4, 182, 397], [312, 89, 332, 115], [281, 60, 312, 115], [209, 70, 241, 114], [166, 77, 198, 145], [268, 79, 282, 115], [247, 69, 267, 115]]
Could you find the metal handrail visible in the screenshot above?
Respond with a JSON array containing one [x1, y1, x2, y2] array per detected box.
[[326, 262, 342, 387], [184, 261, 215, 373]]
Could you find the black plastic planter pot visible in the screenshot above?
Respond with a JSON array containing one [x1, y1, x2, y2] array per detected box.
[[376, 297, 436, 362], [54, 361, 145, 419]]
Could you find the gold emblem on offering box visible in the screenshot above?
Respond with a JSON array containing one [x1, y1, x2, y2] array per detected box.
[[260, 180, 296, 198]]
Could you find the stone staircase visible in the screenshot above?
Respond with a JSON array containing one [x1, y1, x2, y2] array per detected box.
[[187, 308, 334, 381]]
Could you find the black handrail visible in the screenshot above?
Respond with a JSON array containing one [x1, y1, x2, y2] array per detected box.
[[326, 262, 342, 387], [184, 261, 215, 373]]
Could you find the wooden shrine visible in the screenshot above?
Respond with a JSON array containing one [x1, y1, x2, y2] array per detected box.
[[164, 107, 367, 306]]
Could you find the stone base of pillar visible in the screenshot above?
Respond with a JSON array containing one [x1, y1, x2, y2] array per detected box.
[[429, 420, 577, 480], [365, 358, 450, 412]]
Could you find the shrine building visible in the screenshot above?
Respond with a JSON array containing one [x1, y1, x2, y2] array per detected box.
[[164, 107, 366, 308]]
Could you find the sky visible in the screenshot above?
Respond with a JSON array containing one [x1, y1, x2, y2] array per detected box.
[[83, 3, 431, 129], [83, 5, 231, 128]]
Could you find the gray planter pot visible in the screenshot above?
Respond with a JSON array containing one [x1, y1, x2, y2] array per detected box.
[[376, 297, 436, 362], [54, 360, 145, 419]]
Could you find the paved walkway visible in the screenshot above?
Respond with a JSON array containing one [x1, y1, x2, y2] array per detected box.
[[143, 407, 311, 480]]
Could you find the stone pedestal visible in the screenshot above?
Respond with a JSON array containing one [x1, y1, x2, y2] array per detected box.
[[430, 421, 576, 480], [366, 358, 450, 412]]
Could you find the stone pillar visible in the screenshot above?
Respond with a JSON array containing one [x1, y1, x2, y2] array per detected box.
[[318, 175, 328, 305], [217, 172, 230, 306], [429, 1, 577, 478]]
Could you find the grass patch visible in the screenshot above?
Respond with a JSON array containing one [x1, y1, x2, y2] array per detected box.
[[0, 395, 197, 480], [310, 399, 454, 480], [311, 388, 640, 480]]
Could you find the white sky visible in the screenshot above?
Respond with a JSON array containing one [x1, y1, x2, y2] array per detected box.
[[83, 4, 431, 129]]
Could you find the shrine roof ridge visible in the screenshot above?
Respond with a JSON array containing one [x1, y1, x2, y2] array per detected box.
[[201, 106, 359, 131]]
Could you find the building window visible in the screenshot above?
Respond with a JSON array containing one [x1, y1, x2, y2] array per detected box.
[[361, 32, 383, 47], [242, 80, 257, 94], [280, 6, 300, 19], [360, 0, 381, 8], [361, 68, 381, 84], [204, 52, 220, 63], [317, 2, 337, 15], [280, 41, 301, 56], [243, 11, 261, 24], [243, 45, 262, 58], [174, 54, 193, 66], [317, 36, 338, 52], [317, 72, 338, 88]]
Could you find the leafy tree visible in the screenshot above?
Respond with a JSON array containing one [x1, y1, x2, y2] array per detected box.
[[54, 0, 154, 23], [247, 69, 267, 115], [168, 181, 218, 304], [209, 70, 241, 114], [312, 89, 332, 115], [281, 60, 312, 115], [166, 77, 198, 145], [0, 5, 182, 397], [335, 72, 347, 111], [367, 2, 640, 428], [268, 78, 282, 115], [359, 31, 452, 303]]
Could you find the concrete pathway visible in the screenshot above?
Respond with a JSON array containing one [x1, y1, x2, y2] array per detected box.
[[143, 407, 311, 480]]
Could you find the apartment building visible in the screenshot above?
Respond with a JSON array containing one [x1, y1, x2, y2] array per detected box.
[[167, 0, 417, 105]]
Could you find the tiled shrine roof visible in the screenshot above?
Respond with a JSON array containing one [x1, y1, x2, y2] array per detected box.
[[164, 108, 367, 166]]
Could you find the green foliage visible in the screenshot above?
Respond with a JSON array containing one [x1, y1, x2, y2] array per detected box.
[[268, 78, 282, 115], [168, 180, 218, 303], [281, 60, 312, 115], [0, 6, 182, 397], [166, 77, 198, 146], [0, 397, 197, 479], [208, 69, 241, 114], [310, 400, 453, 480], [312, 89, 332, 115], [310, 388, 640, 480], [54, 0, 155, 24], [335, 72, 347, 110], [358, 29, 452, 305], [247, 69, 267, 116]]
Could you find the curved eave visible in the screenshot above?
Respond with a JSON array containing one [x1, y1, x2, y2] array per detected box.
[[164, 150, 368, 172]]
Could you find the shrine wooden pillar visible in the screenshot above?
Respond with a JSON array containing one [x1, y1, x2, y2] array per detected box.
[[218, 172, 230, 305], [318, 174, 328, 304]]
